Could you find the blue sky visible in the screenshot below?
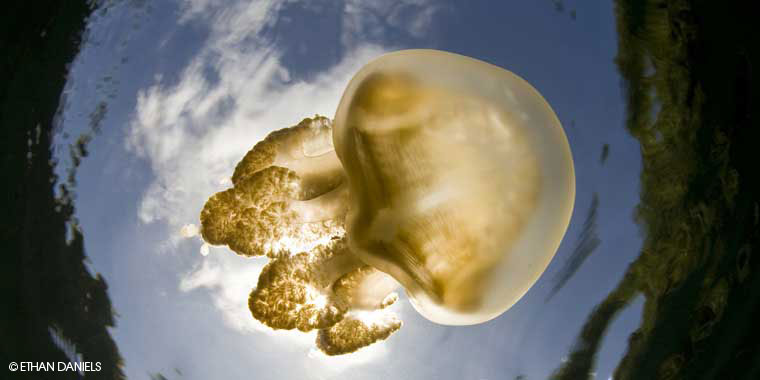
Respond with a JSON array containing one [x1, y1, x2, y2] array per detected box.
[[56, 1, 644, 379]]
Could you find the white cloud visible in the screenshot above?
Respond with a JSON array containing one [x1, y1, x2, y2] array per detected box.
[[126, 0, 440, 366], [307, 341, 390, 372], [179, 248, 268, 333], [127, 33, 385, 228], [127, 0, 442, 226]]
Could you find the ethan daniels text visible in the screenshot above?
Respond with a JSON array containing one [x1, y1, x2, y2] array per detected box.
[[9, 361, 102, 373]]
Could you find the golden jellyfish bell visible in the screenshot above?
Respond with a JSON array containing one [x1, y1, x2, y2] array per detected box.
[[333, 49, 575, 325]]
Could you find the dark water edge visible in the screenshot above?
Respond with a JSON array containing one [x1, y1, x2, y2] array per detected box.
[[1, 1, 124, 379], [551, 0, 759, 379]]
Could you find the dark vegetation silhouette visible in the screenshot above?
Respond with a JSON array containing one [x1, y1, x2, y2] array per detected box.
[[1, 1, 125, 379], [551, 0, 759, 379]]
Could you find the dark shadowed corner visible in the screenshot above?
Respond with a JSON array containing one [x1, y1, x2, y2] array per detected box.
[[550, 0, 759, 379], [1, 1, 125, 379]]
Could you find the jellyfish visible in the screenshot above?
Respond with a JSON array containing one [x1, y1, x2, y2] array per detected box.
[[199, 49, 575, 354]]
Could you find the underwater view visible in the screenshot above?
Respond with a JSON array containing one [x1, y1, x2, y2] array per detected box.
[[2, 1, 758, 379]]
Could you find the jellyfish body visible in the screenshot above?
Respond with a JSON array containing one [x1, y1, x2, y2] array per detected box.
[[199, 49, 575, 355], [333, 50, 575, 325]]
